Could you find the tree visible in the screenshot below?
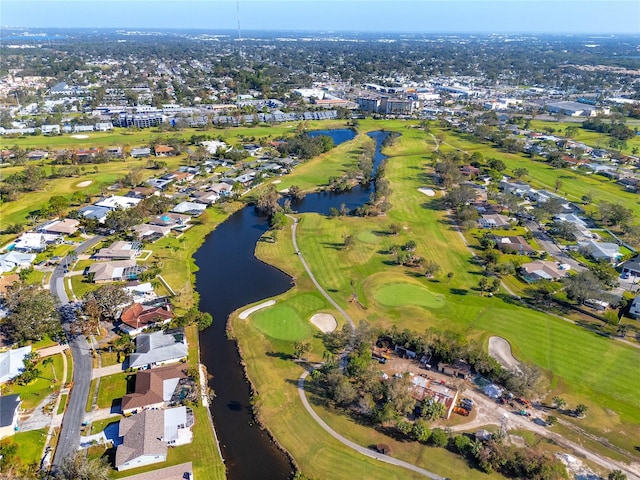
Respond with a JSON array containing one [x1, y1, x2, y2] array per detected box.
[[386, 375, 415, 415], [424, 260, 441, 278], [3, 283, 60, 343], [513, 167, 529, 180], [293, 341, 311, 359], [255, 184, 281, 217], [552, 396, 566, 409], [554, 178, 563, 193], [388, 223, 402, 235], [479, 276, 490, 296], [16, 352, 41, 385], [429, 427, 448, 447], [446, 272, 454, 283], [56, 451, 111, 480], [608, 470, 627, 480], [84, 285, 131, 320], [112, 334, 135, 362], [575, 403, 589, 417], [411, 418, 431, 443], [598, 201, 633, 227], [546, 415, 558, 426], [288, 184, 305, 201], [550, 221, 578, 240], [343, 234, 354, 250], [563, 271, 604, 305], [421, 399, 447, 420]]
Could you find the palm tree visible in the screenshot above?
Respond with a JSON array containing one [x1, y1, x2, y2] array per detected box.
[[43, 356, 56, 382]]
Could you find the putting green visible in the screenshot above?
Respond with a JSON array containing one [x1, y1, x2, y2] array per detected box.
[[356, 230, 381, 244], [252, 304, 312, 341], [374, 282, 445, 309]]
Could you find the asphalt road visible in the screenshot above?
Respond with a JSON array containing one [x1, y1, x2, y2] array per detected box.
[[526, 221, 585, 272], [50, 235, 103, 468]]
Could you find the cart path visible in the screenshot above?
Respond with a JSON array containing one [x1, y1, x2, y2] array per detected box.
[[288, 215, 355, 330], [298, 370, 443, 479]]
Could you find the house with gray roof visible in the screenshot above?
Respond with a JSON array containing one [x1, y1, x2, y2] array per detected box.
[[0, 394, 21, 440], [115, 409, 166, 470], [0, 252, 36, 274], [578, 240, 622, 264], [115, 405, 193, 471], [129, 330, 188, 370], [88, 259, 140, 283], [0, 346, 32, 384]]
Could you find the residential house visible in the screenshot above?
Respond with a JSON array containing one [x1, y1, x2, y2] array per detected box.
[[88, 259, 140, 283], [628, 296, 640, 319], [209, 182, 233, 197], [409, 374, 458, 419], [40, 219, 80, 235], [121, 364, 187, 415], [478, 214, 511, 229], [115, 406, 193, 471], [131, 147, 152, 158], [495, 236, 535, 255], [129, 330, 188, 370], [0, 346, 32, 384], [171, 172, 194, 184], [119, 304, 173, 336], [125, 187, 155, 199], [154, 145, 175, 157], [554, 213, 594, 240], [460, 165, 480, 177], [104, 146, 123, 158], [13, 232, 60, 253], [149, 213, 190, 228], [94, 241, 141, 260], [171, 202, 206, 216], [621, 256, 640, 278], [578, 240, 622, 264], [115, 409, 166, 471], [78, 205, 111, 223], [146, 177, 173, 190], [0, 394, 21, 440], [520, 260, 569, 283], [191, 191, 219, 205], [133, 224, 172, 242], [123, 281, 157, 304], [26, 150, 48, 161], [0, 252, 36, 274], [94, 196, 141, 211]]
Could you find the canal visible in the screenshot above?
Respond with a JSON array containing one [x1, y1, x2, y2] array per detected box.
[[195, 130, 389, 480]]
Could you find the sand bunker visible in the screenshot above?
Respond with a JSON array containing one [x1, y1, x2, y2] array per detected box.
[[239, 300, 276, 319], [310, 313, 337, 333], [71, 134, 89, 139], [488, 336, 522, 373], [76, 180, 93, 188], [272, 180, 282, 184], [418, 187, 435, 197]]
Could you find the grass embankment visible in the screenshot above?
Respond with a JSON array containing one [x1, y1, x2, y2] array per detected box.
[[238, 121, 640, 477]]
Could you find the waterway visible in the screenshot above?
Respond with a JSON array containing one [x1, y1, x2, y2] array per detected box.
[[195, 130, 389, 480]]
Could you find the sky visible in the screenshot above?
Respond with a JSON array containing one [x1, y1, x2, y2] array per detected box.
[[2, 0, 639, 34]]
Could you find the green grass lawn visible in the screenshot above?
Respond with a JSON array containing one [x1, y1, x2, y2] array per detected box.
[[96, 372, 132, 409], [12, 429, 47, 468], [90, 416, 120, 435], [5, 353, 65, 410], [57, 393, 68, 415], [374, 282, 445, 308], [252, 304, 314, 341]]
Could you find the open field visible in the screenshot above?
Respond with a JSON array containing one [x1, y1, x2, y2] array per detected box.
[[13, 428, 48, 469]]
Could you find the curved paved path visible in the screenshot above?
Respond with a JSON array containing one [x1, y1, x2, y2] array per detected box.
[[298, 371, 443, 479], [288, 215, 355, 330]]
